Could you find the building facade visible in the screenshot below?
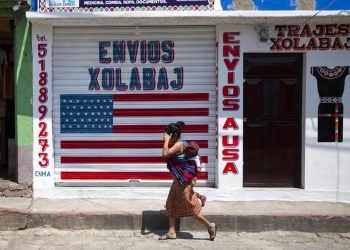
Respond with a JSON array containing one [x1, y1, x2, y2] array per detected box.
[[27, 0, 350, 201]]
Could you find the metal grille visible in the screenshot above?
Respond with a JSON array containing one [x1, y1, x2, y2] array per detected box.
[[53, 26, 216, 187]]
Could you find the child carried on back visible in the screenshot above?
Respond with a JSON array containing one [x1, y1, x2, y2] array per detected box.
[[183, 141, 207, 207]]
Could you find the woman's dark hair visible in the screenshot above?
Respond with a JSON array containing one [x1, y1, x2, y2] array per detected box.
[[164, 121, 185, 139]]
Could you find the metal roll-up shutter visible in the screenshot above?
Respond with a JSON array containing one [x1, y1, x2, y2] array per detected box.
[[53, 26, 216, 187]]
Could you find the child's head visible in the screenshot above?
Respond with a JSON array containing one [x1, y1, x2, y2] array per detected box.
[[184, 141, 199, 158]]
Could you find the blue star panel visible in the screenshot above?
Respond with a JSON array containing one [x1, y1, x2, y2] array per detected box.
[[60, 94, 114, 133]]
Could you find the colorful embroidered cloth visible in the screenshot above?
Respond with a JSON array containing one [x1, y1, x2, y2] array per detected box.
[[167, 153, 198, 186]]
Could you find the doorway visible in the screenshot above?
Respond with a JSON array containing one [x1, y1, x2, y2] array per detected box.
[[243, 53, 302, 187], [0, 20, 15, 181]]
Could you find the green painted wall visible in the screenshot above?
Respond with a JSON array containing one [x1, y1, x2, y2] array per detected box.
[[14, 14, 32, 146]]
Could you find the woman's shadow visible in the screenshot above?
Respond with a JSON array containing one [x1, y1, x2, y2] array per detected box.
[[141, 210, 208, 240]]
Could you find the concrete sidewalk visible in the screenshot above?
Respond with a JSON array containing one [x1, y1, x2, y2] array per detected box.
[[1, 198, 350, 233]]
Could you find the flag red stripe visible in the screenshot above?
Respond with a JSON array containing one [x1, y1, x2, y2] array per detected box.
[[61, 171, 208, 180], [61, 156, 208, 164], [113, 108, 208, 117], [113, 124, 209, 133], [113, 93, 209, 102], [61, 140, 208, 149]]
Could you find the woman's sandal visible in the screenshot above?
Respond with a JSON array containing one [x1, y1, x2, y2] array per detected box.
[[158, 233, 177, 240], [208, 223, 217, 241]]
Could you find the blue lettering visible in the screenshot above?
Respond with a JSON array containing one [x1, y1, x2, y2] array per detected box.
[[113, 41, 125, 63], [170, 67, 184, 90], [157, 67, 168, 90], [130, 67, 141, 90], [101, 68, 114, 90], [115, 68, 128, 91], [161, 40, 174, 63], [127, 40, 139, 63], [35, 171, 51, 177], [143, 68, 155, 90], [140, 40, 147, 63], [99, 41, 111, 64], [148, 41, 160, 63], [88, 68, 100, 90]]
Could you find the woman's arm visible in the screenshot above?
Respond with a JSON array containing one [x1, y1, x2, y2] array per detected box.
[[162, 133, 182, 158]]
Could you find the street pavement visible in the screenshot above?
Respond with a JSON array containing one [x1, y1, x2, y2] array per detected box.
[[1, 197, 350, 249], [0, 228, 350, 250]]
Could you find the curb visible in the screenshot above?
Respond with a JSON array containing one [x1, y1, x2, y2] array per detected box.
[[1, 209, 350, 233]]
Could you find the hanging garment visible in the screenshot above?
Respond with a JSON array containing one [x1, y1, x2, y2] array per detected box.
[[311, 66, 349, 142]]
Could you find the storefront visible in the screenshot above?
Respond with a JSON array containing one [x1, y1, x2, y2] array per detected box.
[[217, 22, 350, 194], [27, 2, 350, 201], [0, 0, 32, 184]]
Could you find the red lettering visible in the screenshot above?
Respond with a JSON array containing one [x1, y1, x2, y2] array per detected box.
[[275, 25, 287, 37], [222, 149, 239, 161], [228, 72, 235, 84], [270, 38, 283, 51], [319, 37, 331, 50], [332, 37, 344, 50], [325, 24, 337, 36], [39, 153, 49, 167], [338, 24, 350, 36], [306, 37, 318, 50], [224, 58, 239, 71], [300, 24, 312, 37], [223, 45, 240, 57], [223, 32, 240, 44], [287, 25, 300, 37], [223, 99, 240, 110], [223, 85, 240, 97], [281, 38, 293, 50], [222, 135, 239, 147], [222, 162, 238, 174], [37, 40, 50, 169], [222, 31, 241, 176], [293, 38, 306, 50], [223, 118, 239, 130]]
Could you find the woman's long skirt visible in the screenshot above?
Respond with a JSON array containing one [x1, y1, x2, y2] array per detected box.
[[165, 179, 201, 218]]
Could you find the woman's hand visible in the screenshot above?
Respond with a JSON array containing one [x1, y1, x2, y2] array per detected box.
[[163, 132, 172, 142]]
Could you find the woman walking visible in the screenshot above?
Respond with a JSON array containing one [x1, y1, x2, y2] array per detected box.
[[159, 121, 217, 241]]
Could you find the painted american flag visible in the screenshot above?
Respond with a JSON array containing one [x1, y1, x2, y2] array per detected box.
[[58, 93, 211, 183]]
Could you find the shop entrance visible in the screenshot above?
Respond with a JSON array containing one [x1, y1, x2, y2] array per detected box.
[[243, 53, 302, 187], [0, 20, 15, 180]]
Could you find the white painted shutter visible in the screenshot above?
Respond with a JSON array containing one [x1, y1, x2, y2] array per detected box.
[[53, 26, 216, 187]]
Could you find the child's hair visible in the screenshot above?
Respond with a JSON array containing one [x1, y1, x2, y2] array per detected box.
[[163, 121, 185, 139], [184, 141, 200, 158]]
